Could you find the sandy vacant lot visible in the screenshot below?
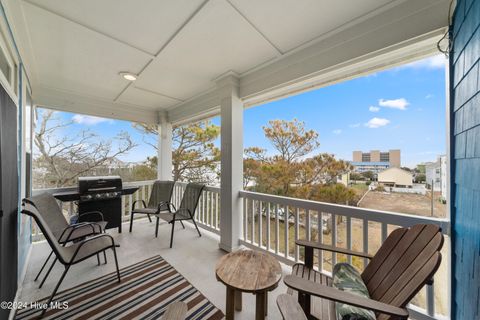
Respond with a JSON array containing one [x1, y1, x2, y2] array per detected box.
[[359, 191, 447, 218]]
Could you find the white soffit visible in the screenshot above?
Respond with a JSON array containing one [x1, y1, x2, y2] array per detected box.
[[228, 0, 395, 53], [135, 0, 279, 100]]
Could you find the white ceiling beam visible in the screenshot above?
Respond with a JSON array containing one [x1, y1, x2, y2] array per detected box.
[[167, 88, 220, 125], [34, 85, 158, 124]]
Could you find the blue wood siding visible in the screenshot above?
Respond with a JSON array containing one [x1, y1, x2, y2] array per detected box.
[[451, 0, 480, 319]]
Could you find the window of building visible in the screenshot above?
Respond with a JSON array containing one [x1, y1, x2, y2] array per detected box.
[[380, 152, 390, 162]]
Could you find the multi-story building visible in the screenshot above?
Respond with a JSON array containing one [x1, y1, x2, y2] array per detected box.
[[351, 149, 401, 173], [425, 155, 447, 200]]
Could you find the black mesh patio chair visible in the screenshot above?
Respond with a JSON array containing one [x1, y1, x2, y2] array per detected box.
[[24, 193, 107, 288], [129, 180, 175, 237], [155, 183, 205, 248], [22, 202, 120, 319]]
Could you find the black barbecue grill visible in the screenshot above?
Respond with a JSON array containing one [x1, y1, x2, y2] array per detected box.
[[78, 176, 123, 232]]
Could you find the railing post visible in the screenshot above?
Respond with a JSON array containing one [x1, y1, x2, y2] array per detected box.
[[157, 111, 172, 181], [218, 74, 243, 252]]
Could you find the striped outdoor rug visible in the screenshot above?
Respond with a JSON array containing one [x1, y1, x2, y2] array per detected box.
[[16, 255, 224, 320]]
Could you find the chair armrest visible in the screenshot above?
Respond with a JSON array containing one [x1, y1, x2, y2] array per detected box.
[[173, 208, 192, 218], [59, 222, 98, 243], [276, 294, 307, 320], [157, 201, 173, 212], [295, 239, 373, 260], [167, 202, 177, 212], [284, 275, 409, 319], [132, 200, 147, 211], [79, 210, 105, 221], [70, 234, 116, 264]]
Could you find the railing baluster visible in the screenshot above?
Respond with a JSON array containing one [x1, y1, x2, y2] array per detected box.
[[284, 205, 289, 258], [332, 213, 337, 267], [251, 199, 255, 244], [266, 203, 271, 251], [205, 191, 208, 226], [320, 212, 324, 271], [201, 191, 205, 224], [306, 209, 311, 241], [347, 216, 352, 264], [295, 207, 299, 262], [258, 201, 263, 248], [275, 204, 279, 255], [216, 192, 219, 230], [363, 219, 369, 268], [317, 211, 322, 271], [209, 191, 213, 227], [121, 193, 126, 218], [128, 194, 133, 215], [243, 198, 247, 240], [381, 222, 388, 242]]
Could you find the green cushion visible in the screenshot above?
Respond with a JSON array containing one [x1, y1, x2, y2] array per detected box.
[[332, 263, 376, 320]]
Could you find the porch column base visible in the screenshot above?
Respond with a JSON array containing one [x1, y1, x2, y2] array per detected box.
[[218, 242, 241, 253]]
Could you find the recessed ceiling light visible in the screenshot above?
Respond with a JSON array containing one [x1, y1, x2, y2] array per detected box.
[[119, 72, 137, 81]]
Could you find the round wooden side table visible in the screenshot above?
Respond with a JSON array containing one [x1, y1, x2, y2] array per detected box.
[[215, 249, 282, 320]]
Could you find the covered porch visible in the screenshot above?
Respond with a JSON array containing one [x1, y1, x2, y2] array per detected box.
[[0, 0, 474, 319], [27, 180, 450, 320]]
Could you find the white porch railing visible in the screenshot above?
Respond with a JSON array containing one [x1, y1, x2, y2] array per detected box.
[[30, 183, 450, 319], [239, 190, 450, 320], [31, 180, 221, 240], [170, 182, 221, 235]]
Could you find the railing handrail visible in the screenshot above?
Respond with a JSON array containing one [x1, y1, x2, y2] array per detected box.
[[173, 181, 220, 193], [239, 190, 451, 236]]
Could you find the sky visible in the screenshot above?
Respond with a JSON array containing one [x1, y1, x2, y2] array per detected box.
[[243, 54, 447, 167], [37, 54, 447, 168]]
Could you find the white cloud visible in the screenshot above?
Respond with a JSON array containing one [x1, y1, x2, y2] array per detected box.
[[365, 117, 390, 128], [402, 55, 447, 70], [72, 115, 113, 125], [369, 106, 380, 112], [349, 123, 361, 128], [425, 94, 434, 99], [378, 98, 409, 110], [332, 129, 342, 135]]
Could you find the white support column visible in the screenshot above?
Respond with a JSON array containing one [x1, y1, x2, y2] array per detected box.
[[218, 74, 243, 252], [157, 112, 173, 181]]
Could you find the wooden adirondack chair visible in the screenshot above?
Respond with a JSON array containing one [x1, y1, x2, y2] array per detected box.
[[277, 224, 444, 320]]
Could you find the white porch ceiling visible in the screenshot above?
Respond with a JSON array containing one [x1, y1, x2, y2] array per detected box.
[[4, 0, 451, 123]]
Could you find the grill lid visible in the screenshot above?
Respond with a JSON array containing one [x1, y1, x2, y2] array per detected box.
[[78, 176, 122, 194]]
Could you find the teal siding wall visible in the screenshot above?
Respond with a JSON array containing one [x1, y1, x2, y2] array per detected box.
[[451, 0, 480, 319]]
